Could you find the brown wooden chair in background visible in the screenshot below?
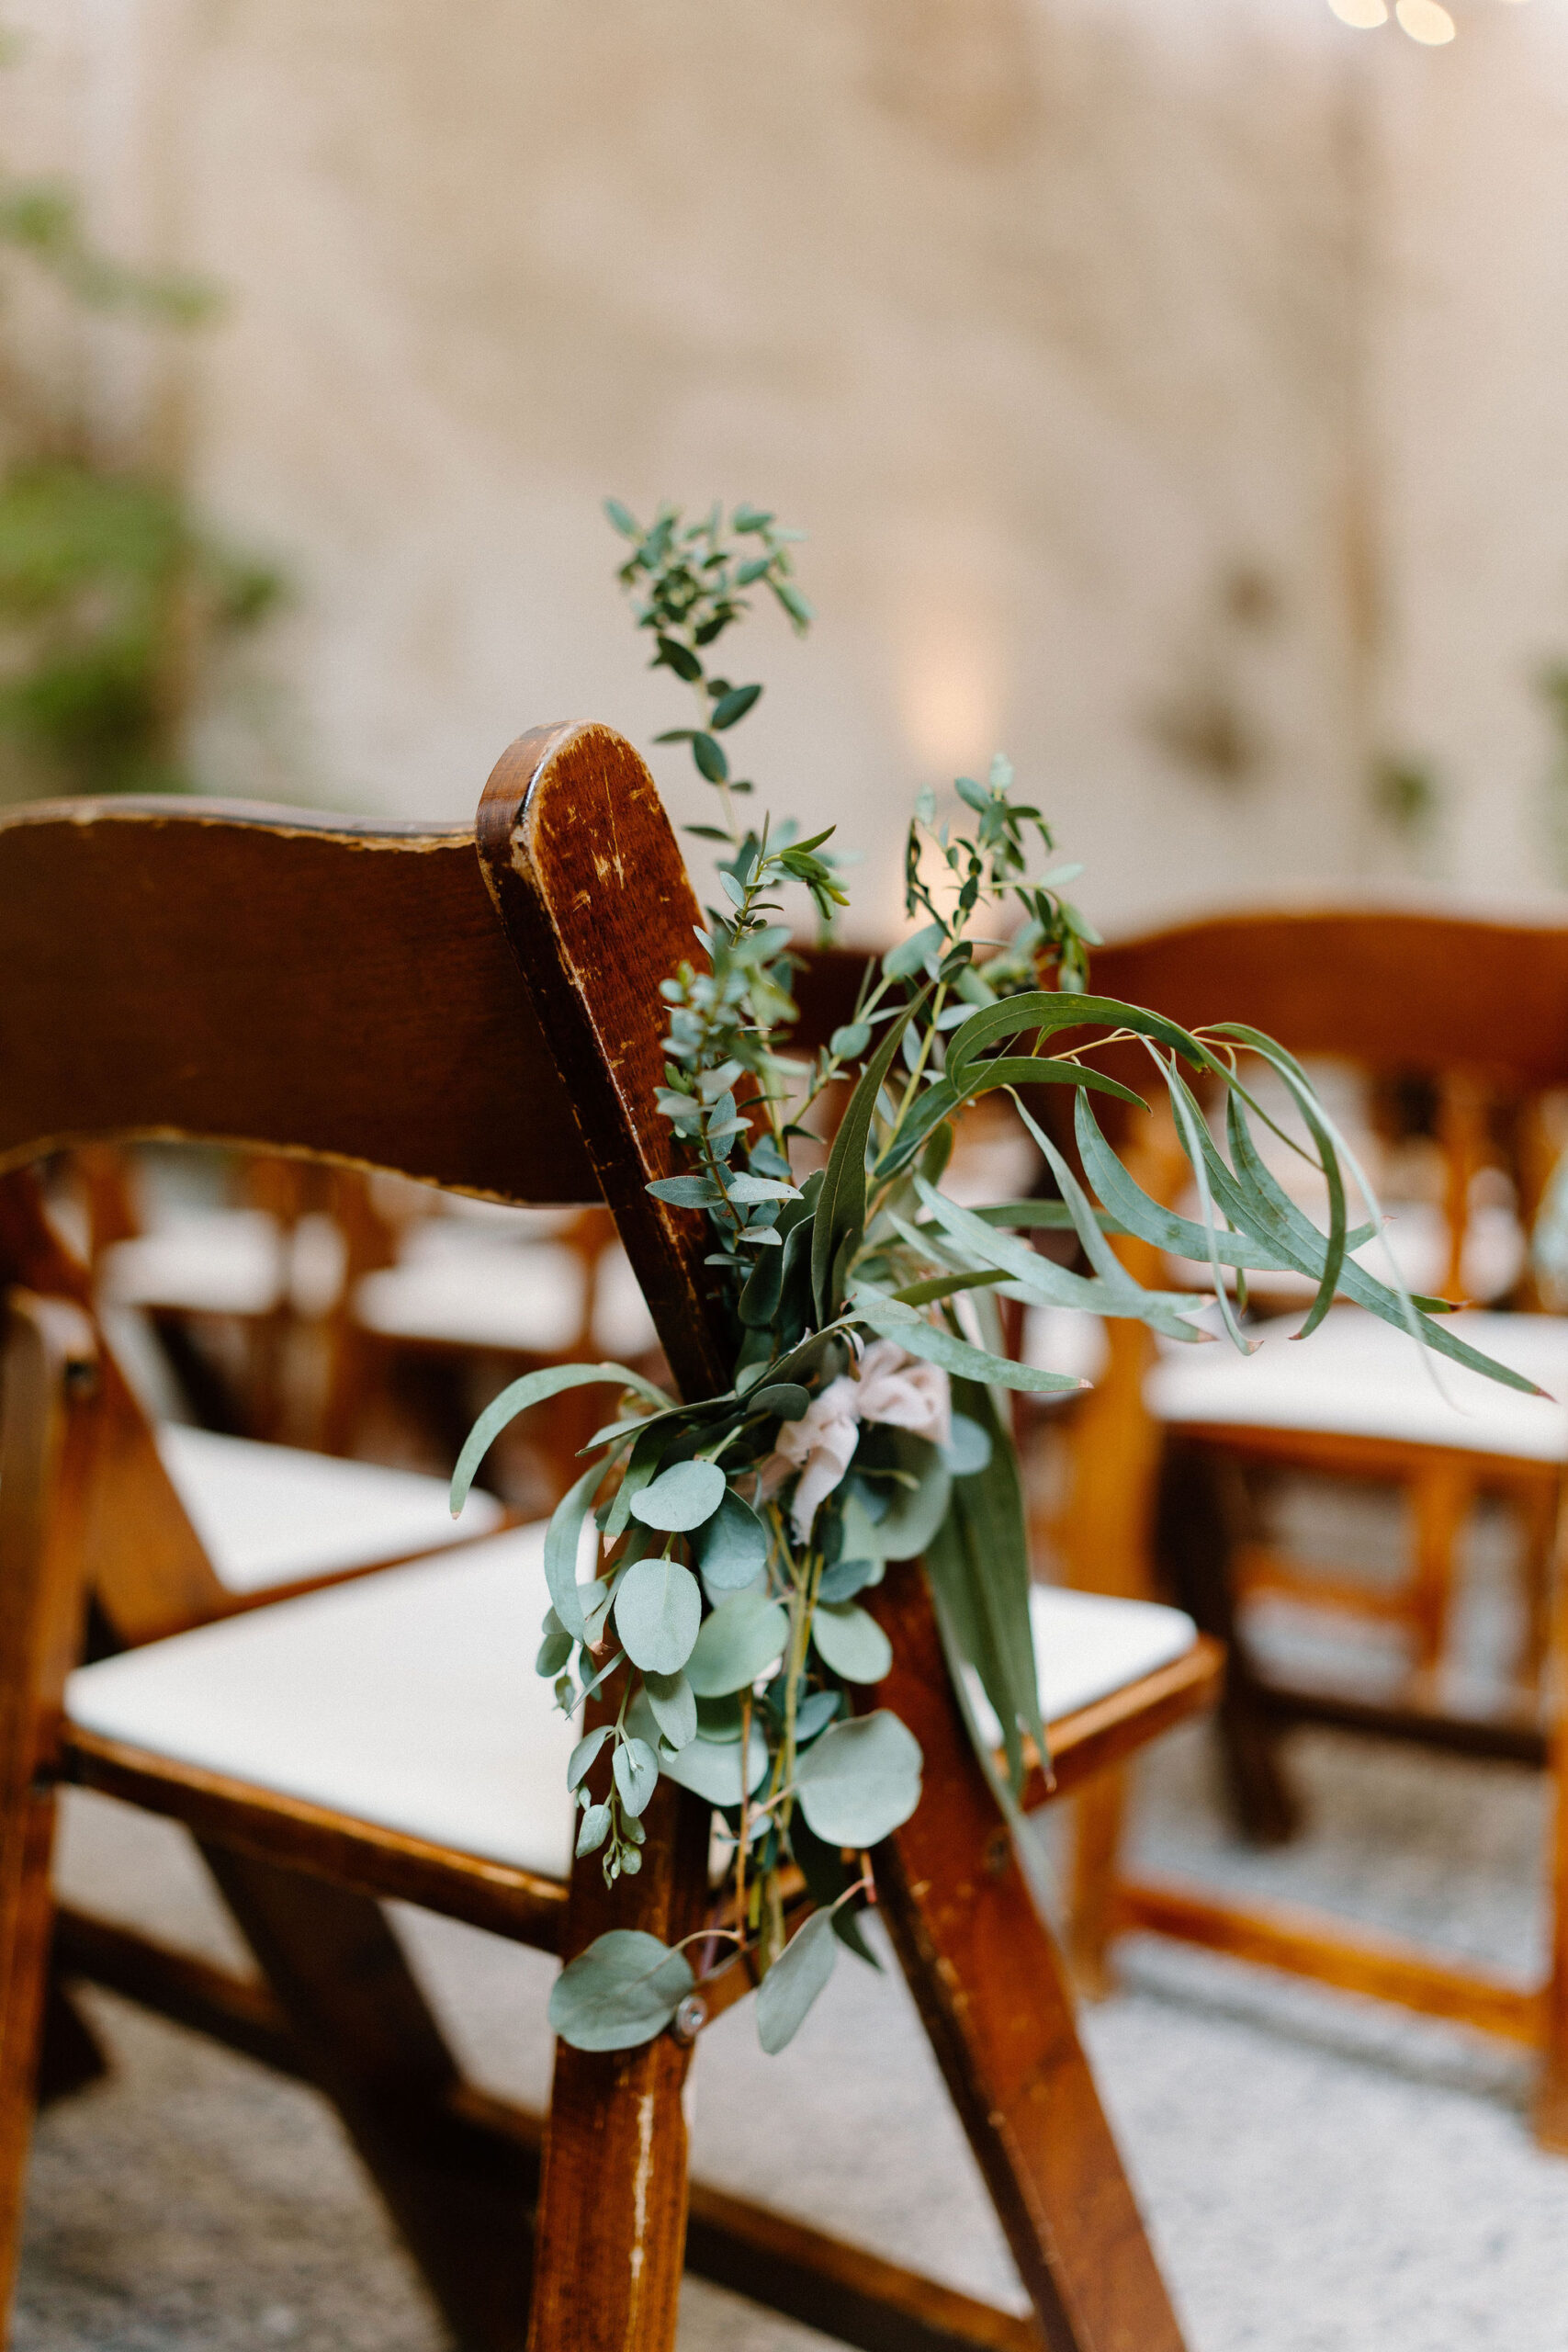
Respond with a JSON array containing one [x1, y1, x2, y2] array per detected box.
[[1043, 906, 1568, 2150], [0, 725, 1227, 2352]]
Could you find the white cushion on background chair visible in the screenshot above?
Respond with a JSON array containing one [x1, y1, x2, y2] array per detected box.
[[964, 1585, 1199, 1749], [64, 1533, 1196, 1881], [1147, 1304, 1568, 1461], [354, 1234, 659, 1361], [99, 1211, 288, 1317], [66, 1528, 579, 1879], [156, 1425, 503, 1595]]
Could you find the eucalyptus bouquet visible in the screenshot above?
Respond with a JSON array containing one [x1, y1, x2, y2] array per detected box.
[[451, 504, 1531, 2057]]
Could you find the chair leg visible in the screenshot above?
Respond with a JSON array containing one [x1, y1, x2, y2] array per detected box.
[[0, 1294, 100, 2345], [1067, 1774, 1128, 2003], [1537, 1523, 1568, 2153], [200, 1845, 537, 2352], [525, 1780, 713, 2352], [1157, 1441, 1299, 1846], [874, 1569, 1188, 2352], [36, 1969, 108, 2107], [1407, 1458, 1470, 1687]]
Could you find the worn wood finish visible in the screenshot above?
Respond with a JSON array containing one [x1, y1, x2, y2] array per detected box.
[[476, 721, 728, 1400], [869, 1567, 1188, 2352], [1115, 1880, 1543, 2044], [478, 723, 728, 2352], [0, 797, 595, 1204], [0, 1295, 100, 2330]]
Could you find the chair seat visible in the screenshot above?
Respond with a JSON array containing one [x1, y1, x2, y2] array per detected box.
[[1147, 1304, 1568, 1461], [157, 1424, 503, 1594], [355, 1234, 658, 1360], [64, 1534, 1199, 1883], [99, 1211, 288, 1317]]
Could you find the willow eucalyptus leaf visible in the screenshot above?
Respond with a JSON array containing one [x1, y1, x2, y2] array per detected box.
[[813, 989, 928, 1322], [576, 1803, 613, 1860], [450, 1361, 671, 1514], [943, 989, 1202, 1092], [614, 1555, 704, 1674], [795, 1711, 922, 1847], [686, 1589, 790, 1695], [756, 1908, 838, 2053], [812, 1602, 893, 1684], [542, 1463, 606, 1645], [547, 1929, 695, 2052], [851, 1284, 1085, 1395]]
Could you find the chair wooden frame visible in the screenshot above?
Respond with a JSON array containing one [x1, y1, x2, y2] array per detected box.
[[0, 723, 1221, 2352], [1046, 905, 1568, 2148]]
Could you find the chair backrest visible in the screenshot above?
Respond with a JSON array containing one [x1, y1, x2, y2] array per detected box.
[[1089, 905, 1568, 1306], [0, 720, 735, 1639]]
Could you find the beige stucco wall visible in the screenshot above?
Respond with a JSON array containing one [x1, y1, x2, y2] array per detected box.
[[7, 0, 1566, 938]]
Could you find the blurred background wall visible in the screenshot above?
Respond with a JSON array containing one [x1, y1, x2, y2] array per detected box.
[[3, 0, 1567, 939]]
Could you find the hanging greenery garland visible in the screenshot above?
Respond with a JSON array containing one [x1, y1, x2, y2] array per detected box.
[[452, 502, 1529, 2054]]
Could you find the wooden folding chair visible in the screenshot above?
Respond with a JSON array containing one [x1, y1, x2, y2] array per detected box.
[[1047, 906, 1568, 2148], [0, 724, 1222, 2352]]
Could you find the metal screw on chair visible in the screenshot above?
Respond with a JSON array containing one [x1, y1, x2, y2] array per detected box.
[[671, 1994, 707, 2044]]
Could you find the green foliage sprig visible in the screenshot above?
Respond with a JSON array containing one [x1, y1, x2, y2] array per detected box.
[[454, 501, 1532, 2058]]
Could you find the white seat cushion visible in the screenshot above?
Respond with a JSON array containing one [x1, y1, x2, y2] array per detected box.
[[100, 1211, 288, 1317], [1147, 1304, 1568, 1461], [355, 1233, 658, 1360], [66, 1528, 579, 1879], [65, 1537, 1195, 1881], [157, 1424, 503, 1594], [965, 1586, 1199, 1748]]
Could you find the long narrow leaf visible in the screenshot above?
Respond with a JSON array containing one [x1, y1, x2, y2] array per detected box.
[[1158, 1054, 1256, 1356], [813, 989, 927, 1321], [1190, 1079, 1544, 1396], [913, 1178, 1211, 1341], [943, 990, 1211, 1092], [850, 1284, 1084, 1392], [450, 1361, 671, 1513], [1072, 1093, 1368, 1271]]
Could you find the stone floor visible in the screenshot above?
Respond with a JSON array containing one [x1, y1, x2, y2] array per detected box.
[[17, 1690, 1568, 2352]]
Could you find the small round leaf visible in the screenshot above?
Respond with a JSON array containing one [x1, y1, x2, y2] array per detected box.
[[547, 1929, 695, 2052], [750, 1383, 811, 1421], [613, 1736, 660, 1818], [795, 1711, 922, 1847], [686, 1589, 789, 1697], [644, 1669, 698, 1752], [756, 1909, 838, 2054], [614, 1555, 703, 1674], [695, 1488, 771, 1593], [630, 1459, 728, 1534], [811, 1603, 892, 1686]]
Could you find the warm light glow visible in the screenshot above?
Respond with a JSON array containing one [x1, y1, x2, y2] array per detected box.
[[1396, 0, 1457, 40], [1328, 0, 1389, 25]]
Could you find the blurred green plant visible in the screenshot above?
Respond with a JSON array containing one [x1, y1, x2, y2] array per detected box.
[[0, 93, 283, 798], [1370, 752, 1438, 844]]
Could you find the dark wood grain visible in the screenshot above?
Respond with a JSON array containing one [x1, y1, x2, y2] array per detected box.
[[0, 797, 595, 1204]]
